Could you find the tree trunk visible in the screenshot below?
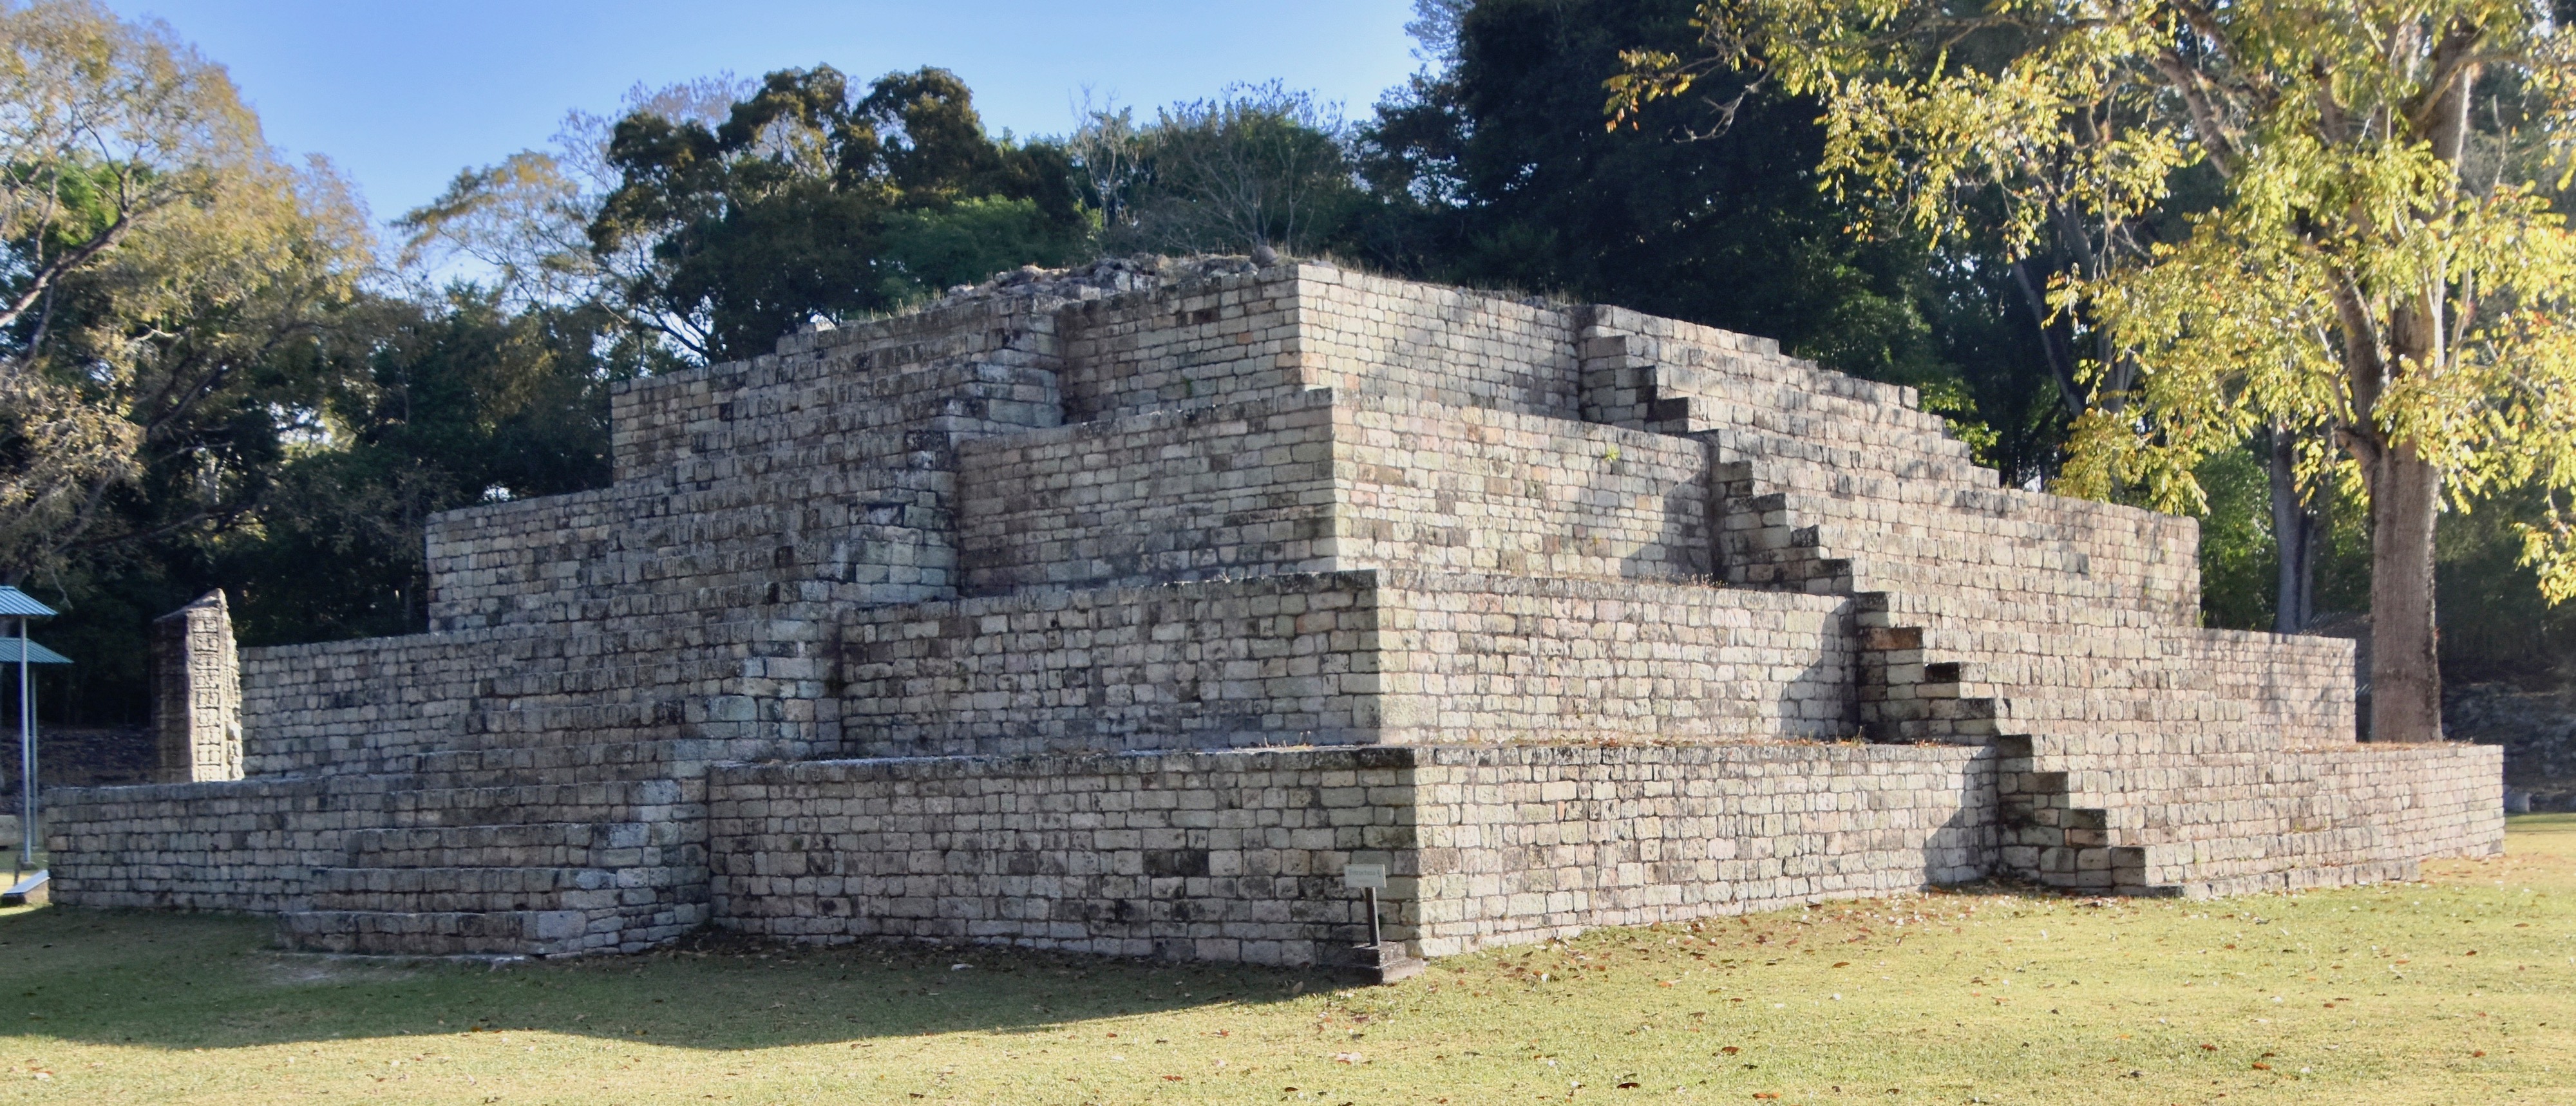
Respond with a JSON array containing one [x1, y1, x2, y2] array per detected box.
[[2268, 426, 2318, 634], [2367, 444, 2444, 742]]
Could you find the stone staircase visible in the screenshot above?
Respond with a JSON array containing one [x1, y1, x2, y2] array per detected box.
[[1580, 312, 2374, 897]]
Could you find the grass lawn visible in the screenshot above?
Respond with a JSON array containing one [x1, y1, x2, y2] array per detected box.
[[2, 817, 2571, 1105]]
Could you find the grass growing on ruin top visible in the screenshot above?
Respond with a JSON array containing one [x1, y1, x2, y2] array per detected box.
[[2, 818, 2570, 1105]]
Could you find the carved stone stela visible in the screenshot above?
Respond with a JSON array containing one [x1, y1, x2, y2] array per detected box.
[[150, 590, 242, 784]]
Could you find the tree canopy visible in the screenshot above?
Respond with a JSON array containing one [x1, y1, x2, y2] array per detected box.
[[1074, 83, 1367, 256], [1617, 0, 2576, 738], [0, 0, 366, 586], [408, 66, 1088, 364]]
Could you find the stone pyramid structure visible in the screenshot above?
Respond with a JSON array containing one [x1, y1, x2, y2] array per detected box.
[[52, 258, 2499, 964]]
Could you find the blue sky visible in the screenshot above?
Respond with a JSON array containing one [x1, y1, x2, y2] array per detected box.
[[104, 1, 1426, 223]]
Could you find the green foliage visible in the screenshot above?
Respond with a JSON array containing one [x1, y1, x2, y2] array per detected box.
[[0, 0, 368, 584], [215, 291, 630, 646], [1352, 0, 2061, 478], [1079, 83, 1367, 256], [1359, 1, 1924, 373], [873, 196, 1094, 304], [1916, 258, 2075, 485], [2190, 442, 2277, 630], [24, 288, 633, 722], [17, 545, 205, 726], [588, 66, 1085, 361], [1616, 0, 2576, 606], [2438, 483, 2576, 681]]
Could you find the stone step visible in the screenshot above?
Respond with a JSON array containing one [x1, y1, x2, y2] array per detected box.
[[352, 729, 841, 783], [1855, 589, 2171, 633], [344, 821, 692, 870], [1725, 505, 2129, 585], [1585, 330, 1967, 445], [1699, 424, 1984, 487], [310, 865, 639, 912], [382, 779, 689, 819]]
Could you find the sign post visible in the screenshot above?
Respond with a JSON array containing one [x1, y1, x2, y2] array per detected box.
[[1339, 861, 1422, 984]]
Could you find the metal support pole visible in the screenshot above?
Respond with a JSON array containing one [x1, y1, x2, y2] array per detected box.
[[18, 615, 32, 869], [1364, 886, 1381, 948]]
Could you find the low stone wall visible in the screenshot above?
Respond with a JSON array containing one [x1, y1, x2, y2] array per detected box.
[[1410, 744, 1992, 955], [2145, 742, 2505, 896], [52, 740, 2497, 957], [706, 742, 1996, 964], [2447, 681, 2576, 805], [240, 628, 520, 776], [1372, 576, 1852, 744], [708, 748, 1403, 966], [43, 776, 388, 912], [2177, 629, 2358, 747]]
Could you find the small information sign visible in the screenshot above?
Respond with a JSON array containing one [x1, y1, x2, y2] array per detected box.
[[1342, 863, 1387, 890]]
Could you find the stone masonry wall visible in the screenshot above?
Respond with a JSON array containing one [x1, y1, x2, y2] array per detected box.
[[958, 389, 1714, 594], [44, 776, 381, 912], [240, 631, 506, 777], [1054, 264, 1578, 426], [708, 748, 1414, 966], [706, 742, 1996, 965], [838, 571, 1851, 758], [1333, 395, 1711, 582], [2179, 629, 2358, 748], [842, 572, 1383, 758], [435, 361, 1063, 633], [1057, 273, 1300, 423], [1295, 270, 1579, 419], [611, 295, 1063, 487], [1409, 744, 1993, 955], [957, 393, 1338, 593], [1370, 575, 1851, 744]]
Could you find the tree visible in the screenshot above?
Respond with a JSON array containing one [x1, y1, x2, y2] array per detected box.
[[396, 75, 749, 315], [220, 290, 627, 644], [587, 66, 1084, 361], [0, 0, 366, 586], [1354, 0, 2065, 476], [406, 68, 1088, 365], [1618, 0, 2576, 741], [1079, 83, 1365, 256]]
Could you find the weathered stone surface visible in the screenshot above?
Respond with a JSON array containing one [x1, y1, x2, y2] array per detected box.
[[149, 591, 241, 783], [47, 259, 2502, 962]]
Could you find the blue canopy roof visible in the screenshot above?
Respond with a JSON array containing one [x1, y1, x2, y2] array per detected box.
[[0, 639, 70, 664], [0, 587, 56, 618]]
